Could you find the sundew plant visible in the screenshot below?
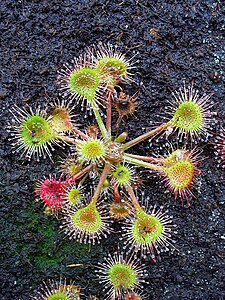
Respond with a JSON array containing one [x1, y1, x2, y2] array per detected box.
[[11, 43, 220, 300]]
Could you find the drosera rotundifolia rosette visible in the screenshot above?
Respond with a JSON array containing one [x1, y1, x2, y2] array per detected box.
[[30, 279, 80, 300], [95, 251, 147, 300], [10, 43, 218, 299]]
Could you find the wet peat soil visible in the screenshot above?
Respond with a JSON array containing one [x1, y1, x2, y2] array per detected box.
[[0, 1, 225, 299]]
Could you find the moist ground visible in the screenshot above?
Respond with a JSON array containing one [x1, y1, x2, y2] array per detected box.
[[0, 1, 225, 299]]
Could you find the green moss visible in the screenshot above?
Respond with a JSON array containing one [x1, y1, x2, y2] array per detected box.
[[10, 206, 95, 274], [21, 208, 39, 227], [62, 240, 90, 256], [33, 255, 60, 269], [42, 223, 58, 240]]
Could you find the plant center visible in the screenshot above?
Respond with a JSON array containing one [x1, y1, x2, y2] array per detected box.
[[105, 141, 124, 163]]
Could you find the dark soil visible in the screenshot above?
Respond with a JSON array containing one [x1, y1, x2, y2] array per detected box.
[[1, 0, 225, 299]]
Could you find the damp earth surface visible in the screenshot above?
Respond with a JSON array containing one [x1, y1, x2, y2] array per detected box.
[[1, 1, 225, 299]]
